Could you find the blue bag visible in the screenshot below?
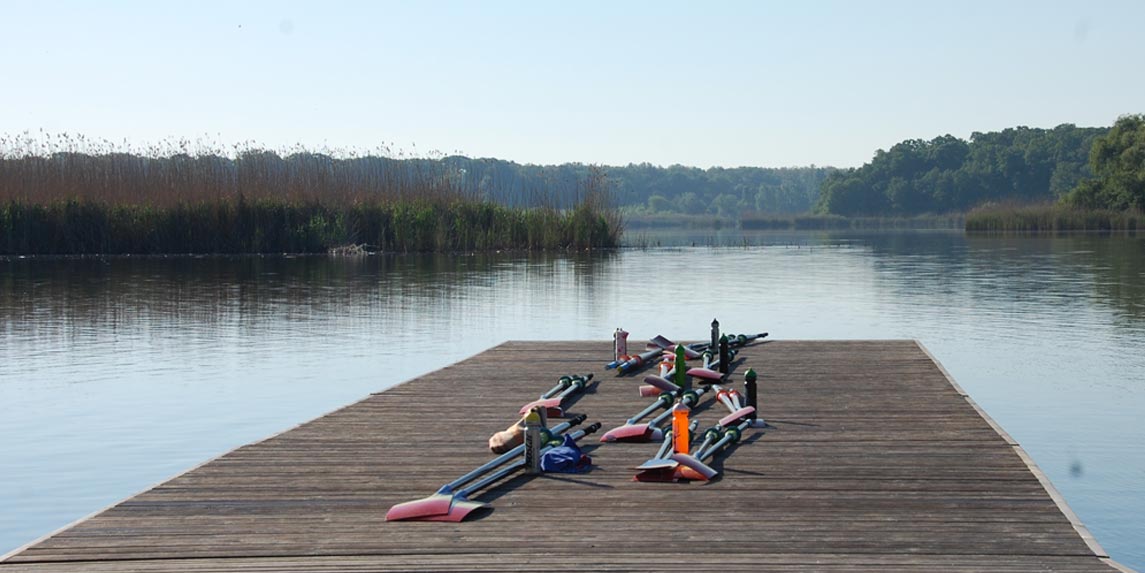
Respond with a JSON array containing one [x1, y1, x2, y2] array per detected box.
[[540, 434, 593, 473]]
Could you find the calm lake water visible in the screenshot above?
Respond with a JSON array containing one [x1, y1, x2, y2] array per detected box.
[[2, 230, 1143, 567]]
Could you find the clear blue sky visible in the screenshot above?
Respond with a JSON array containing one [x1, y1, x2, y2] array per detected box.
[[2, 0, 1141, 168]]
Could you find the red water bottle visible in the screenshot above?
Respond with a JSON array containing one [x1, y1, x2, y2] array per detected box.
[[614, 328, 629, 361]]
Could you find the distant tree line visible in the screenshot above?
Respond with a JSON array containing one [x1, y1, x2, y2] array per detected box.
[[436, 157, 834, 216], [815, 124, 1108, 216]]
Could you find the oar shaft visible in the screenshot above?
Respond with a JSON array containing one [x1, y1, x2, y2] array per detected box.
[[460, 425, 598, 497], [540, 376, 570, 399], [653, 430, 674, 459], [618, 348, 662, 373], [628, 399, 668, 425], [447, 416, 583, 490], [698, 419, 753, 462], [648, 386, 706, 428], [692, 434, 716, 459]]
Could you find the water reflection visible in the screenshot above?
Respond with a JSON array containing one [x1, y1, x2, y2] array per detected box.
[[1, 233, 1143, 569]]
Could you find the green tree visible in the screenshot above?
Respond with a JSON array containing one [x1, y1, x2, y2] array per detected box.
[[1066, 114, 1145, 210]]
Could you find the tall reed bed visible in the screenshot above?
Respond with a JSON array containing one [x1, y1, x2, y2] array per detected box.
[[0, 133, 622, 254], [965, 203, 1142, 234]]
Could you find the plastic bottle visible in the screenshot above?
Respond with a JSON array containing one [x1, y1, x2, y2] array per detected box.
[[524, 408, 542, 474], [744, 368, 758, 420], [614, 328, 629, 361], [710, 318, 720, 353], [718, 334, 730, 375], [671, 402, 691, 454], [674, 344, 689, 391]]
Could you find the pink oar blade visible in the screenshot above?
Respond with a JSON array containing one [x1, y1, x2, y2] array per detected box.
[[638, 385, 660, 398], [384, 493, 454, 521], [687, 367, 723, 381], [719, 406, 755, 428], [642, 375, 678, 392], [692, 368, 726, 381], [599, 423, 663, 443], [668, 453, 718, 480], [413, 499, 490, 522], [518, 397, 561, 415]]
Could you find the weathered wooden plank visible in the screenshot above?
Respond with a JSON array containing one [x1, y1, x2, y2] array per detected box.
[[0, 340, 1125, 572]]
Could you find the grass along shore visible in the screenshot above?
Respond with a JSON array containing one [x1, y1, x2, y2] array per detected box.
[[965, 203, 1142, 233], [1, 198, 619, 255], [0, 137, 621, 254]]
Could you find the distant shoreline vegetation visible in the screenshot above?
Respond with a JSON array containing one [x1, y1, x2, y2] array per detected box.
[[0, 136, 621, 255], [814, 114, 1145, 233], [965, 203, 1142, 234], [741, 212, 963, 230]]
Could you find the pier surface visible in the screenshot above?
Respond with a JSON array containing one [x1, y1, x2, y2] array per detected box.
[[1, 340, 1128, 572]]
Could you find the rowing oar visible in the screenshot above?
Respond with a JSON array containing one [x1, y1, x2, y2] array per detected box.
[[540, 375, 574, 400], [385, 415, 587, 521], [637, 373, 679, 397], [612, 346, 663, 374], [687, 348, 738, 382], [710, 384, 758, 427], [388, 422, 602, 522], [607, 336, 707, 370], [633, 419, 699, 471], [599, 386, 707, 442], [725, 332, 769, 347], [670, 417, 756, 481], [635, 414, 757, 482], [686, 330, 769, 381], [518, 373, 593, 417], [645, 335, 704, 359]]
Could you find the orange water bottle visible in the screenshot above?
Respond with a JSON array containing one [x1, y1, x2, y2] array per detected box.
[[671, 402, 691, 454]]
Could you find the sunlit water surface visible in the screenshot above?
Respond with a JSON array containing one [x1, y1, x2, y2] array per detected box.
[[2, 230, 1143, 567]]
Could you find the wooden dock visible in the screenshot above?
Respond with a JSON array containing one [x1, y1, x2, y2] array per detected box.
[[1, 340, 1130, 572]]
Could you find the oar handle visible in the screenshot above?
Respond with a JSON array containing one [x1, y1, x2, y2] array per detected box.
[[698, 418, 753, 462], [618, 348, 662, 374], [648, 387, 706, 427], [556, 376, 589, 399], [540, 376, 572, 399]]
